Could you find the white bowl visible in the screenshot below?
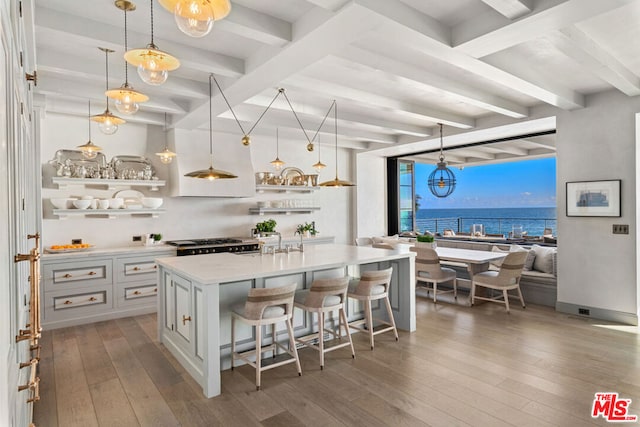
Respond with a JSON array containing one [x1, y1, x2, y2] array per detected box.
[[141, 197, 163, 209], [108, 198, 124, 209], [72, 199, 91, 209], [51, 198, 77, 209]]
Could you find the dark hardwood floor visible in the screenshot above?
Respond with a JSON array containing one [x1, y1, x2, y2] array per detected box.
[[34, 291, 640, 426]]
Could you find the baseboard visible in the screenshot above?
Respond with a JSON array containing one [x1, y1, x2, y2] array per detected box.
[[555, 301, 638, 326]]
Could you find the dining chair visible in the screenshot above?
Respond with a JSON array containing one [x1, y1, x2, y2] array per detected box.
[[294, 276, 355, 369], [470, 251, 527, 313], [410, 246, 457, 303], [347, 267, 398, 350], [231, 283, 302, 390]]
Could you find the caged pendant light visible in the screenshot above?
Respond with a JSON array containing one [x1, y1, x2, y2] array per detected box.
[[319, 101, 355, 187], [125, 0, 180, 86], [427, 123, 456, 198], [78, 100, 104, 159], [106, 0, 149, 115], [159, 0, 231, 38], [156, 113, 177, 164], [270, 128, 285, 171], [92, 47, 125, 135], [184, 74, 237, 180]]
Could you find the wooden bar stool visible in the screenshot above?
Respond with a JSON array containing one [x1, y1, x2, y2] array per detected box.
[[347, 267, 398, 350], [294, 276, 355, 370], [231, 283, 301, 390]]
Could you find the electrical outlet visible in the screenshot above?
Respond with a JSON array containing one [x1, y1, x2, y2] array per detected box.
[[132, 235, 142, 242], [612, 224, 629, 234], [71, 238, 82, 244], [578, 308, 590, 316]]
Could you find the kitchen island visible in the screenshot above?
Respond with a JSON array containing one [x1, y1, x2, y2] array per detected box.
[[155, 244, 415, 398]]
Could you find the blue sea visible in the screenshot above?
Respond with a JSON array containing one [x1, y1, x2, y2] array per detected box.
[[415, 207, 557, 237]]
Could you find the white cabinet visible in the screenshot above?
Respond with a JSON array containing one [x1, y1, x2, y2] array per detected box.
[[173, 275, 192, 342]]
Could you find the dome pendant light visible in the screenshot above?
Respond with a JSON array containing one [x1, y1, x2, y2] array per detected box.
[[156, 113, 177, 164], [312, 134, 326, 172], [427, 123, 456, 198], [125, 0, 180, 86], [270, 128, 285, 171], [159, 0, 231, 38], [319, 101, 355, 187], [185, 74, 237, 180], [78, 100, 104, 159], [107, 1, 149, 115], [92, 48, 125, 135]]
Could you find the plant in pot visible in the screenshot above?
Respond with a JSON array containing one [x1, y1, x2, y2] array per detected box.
[[255, 218, 277, 236], [295, 222, 316, 238], [416, 233, 436, 248]]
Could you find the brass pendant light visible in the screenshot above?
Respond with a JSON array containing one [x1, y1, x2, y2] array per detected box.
[[92, 47, 126, 135], [156, 113, 177, 164], [158, 0, 231, 38], [270, 128, 285, 171], [78, 100, 104, 159], [106, 0, 149, 115], [319, 101, 355, 187], [124, 0, 180, 86], [184, 74, 237, 180], [312, 134, 326, 172]]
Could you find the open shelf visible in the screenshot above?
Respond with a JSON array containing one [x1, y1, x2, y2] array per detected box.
[[256, 185, 319, 193], [249, 207, 320, 215], [52, 208, 166, 219], [52, 177, 166, 191]]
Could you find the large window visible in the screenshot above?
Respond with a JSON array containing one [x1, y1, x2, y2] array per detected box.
[[399, 161, 414, 232]]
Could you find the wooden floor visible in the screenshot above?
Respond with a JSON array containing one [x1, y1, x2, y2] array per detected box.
[[34, 292, 640, 427]]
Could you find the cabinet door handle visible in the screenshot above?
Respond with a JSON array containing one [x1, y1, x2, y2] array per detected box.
[[63, 273, 72, 278], [89, 297, 97, 302], [133, 291, 141, 295], [133, 267, 140, 271], [153, 288, 157, 293], [153, 265, 158, 269], [63, 300, 73, 305], [182, 315, 192, 325], [88, 271, 97, 276]]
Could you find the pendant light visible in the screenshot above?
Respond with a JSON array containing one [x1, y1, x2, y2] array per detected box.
[[427, 123, 456, 198], [156, 113, 177, 164], [78, 100, 103, 159], [106, 1, 149, 115], [185, 74, 237, 180], [319, 101, 355, 187], [270, 128, 285, 171], [312, 134, 326, 172], [92, 48, 125, 135], [158, 0, 231, 38], [125, 0, 180, 86]]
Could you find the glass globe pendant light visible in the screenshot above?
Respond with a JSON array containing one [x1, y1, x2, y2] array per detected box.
[[125, 0, 180, 86], [159, 0, 231, 38], [156, 113, 177, 164], [106, 1, 149, 115], [78, 100, 104, 160], [91, 48, 125, 135], [427, 123, 456, 198]]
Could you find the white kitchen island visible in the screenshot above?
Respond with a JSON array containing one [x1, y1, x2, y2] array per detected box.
[[155, 244, 415, 398]]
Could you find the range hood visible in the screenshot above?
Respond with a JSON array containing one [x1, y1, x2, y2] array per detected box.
[[168, 128, 255, 197]]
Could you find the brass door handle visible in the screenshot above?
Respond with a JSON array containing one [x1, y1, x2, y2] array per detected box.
[[63, 273, 72, 278], [89, 297, 97, 302], [153, 265, 158, 269], [133, 291, 141, 295], [153, 288, 157, 292], [133, 267, 140, 271], [64, 300, 72, 305], [182, 315, 192, 325], [88, 271, 97, 276]]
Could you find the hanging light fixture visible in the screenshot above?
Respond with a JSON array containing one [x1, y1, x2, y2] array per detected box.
[[312, 134, 326, 172], [78, 100, 103, 159], [185, 74, 237, 180], [270, 128, 285, 170], [156, 113, 177, 164], [158, 0, 231, 38], [125, 0, 180, 86], [427, 123, 456, 198], [106, 1, 149, 115], [92, 48, 125, 135], [319, 101, 355, 187]]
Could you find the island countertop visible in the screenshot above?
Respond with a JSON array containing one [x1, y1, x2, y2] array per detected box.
[[155, 244, 415, 284]]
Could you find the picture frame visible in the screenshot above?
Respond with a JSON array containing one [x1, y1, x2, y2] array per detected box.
[[566, 179, 621, 217]]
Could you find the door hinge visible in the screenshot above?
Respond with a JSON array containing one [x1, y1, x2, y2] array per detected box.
[[171, 324, 174, 331], [19, 51, 23, 68], [19, 1, 22, 18], [20, 102, 24, 115]]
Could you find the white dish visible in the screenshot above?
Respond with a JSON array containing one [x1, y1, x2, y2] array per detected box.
[[125, 204, 143, 209], [73, 199, 91, 209], [51, 198, 77, 209], [141, 197, 163, 209], [114, 189, 144, 206]]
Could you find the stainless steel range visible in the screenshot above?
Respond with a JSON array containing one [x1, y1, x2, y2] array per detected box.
[[165, 238, 260, 256]]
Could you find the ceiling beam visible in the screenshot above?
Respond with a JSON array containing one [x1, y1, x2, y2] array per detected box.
[[549, 26, 640, 96], [335, 46, 529, 118], [216, 3, 291, 46], [480, 0, 533, 19], [304, 0, 350, 11]]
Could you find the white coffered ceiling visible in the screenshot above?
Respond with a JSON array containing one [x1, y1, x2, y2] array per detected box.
[[31, 0, 640, 166]]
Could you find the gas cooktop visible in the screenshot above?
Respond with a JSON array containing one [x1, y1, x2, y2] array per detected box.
[[165, 237, 259, 256], [165, 238, 242, 247]]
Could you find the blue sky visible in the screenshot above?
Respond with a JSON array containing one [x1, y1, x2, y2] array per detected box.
[[415, 157, 556, 209]]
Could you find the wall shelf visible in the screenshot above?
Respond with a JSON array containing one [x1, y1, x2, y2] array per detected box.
[[256, 185, 319, 193], [52, 208, 166, 219], [52, 177, 166, 191], [249, 207, 320, 215]]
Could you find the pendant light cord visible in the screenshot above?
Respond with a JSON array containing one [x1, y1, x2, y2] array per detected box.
[[209, 74, 214, 159], [149, 0, 155, 46], [334, 100, 338, 178], [124, 8, 129, 85], [88, 100, 91, 140], [211, 74, 247, 135], [276, 128, 279, 157], [438, 123, 444, 162], [281, 89, 313, 144]]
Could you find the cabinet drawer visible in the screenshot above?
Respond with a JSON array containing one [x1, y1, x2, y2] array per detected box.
[[43, 258, 112, 291], [116, 253, 172, 283], [53, 290, 107, 310], [124, 284, 158, 300]]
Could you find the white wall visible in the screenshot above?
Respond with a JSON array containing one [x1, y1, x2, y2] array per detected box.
[[355, 152, 387, 238], [556, 90, 638, 321], [40, 112, 355, 247]]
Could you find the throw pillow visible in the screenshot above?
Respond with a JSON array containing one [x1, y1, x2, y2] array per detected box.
[[509, 244, 536, 271], [490, 246, 508, 268], [531, 244, 556, 274]]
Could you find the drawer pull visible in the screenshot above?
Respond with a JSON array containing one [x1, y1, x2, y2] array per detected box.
[[182, 315, 192, 325], [63, 273, 72, 278], [89, 297, 97, 302], [88, 271, 97, 276], [153, 265, 158, 269], [133, 291, 142, 295], [153, 288, 157, 292], [64, 300, 73, 305], [133, 267, 141, 271]]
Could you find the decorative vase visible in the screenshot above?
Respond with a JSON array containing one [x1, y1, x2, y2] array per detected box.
[[415, 241, 436, 249]]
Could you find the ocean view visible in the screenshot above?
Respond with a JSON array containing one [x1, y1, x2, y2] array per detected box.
[[415, 207, 557, 237]]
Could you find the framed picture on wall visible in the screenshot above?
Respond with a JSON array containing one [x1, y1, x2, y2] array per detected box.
[[566, 179, 621, 217]]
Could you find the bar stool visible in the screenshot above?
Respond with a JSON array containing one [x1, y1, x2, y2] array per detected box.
[[231, 283, 301, 390], [347, 267, 398, 350], [294, 276, 355, 370]]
